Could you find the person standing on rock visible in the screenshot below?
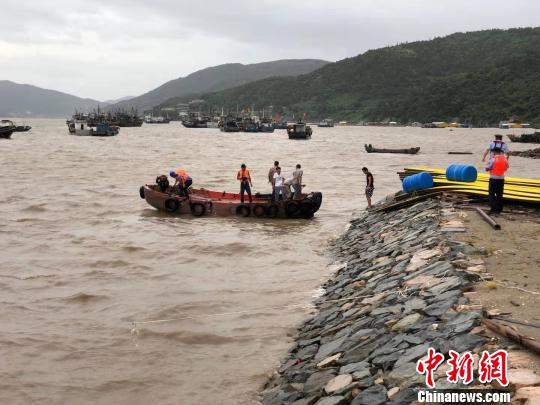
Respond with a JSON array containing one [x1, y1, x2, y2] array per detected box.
[[362, 167, 374, 209], [486, 147, 509, 215]]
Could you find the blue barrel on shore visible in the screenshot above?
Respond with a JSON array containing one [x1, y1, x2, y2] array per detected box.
[[402, 172, 434, 193], [446, 164, 477, 182]]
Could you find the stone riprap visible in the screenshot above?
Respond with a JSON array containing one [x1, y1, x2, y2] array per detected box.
[[261, 199, 495, 405]]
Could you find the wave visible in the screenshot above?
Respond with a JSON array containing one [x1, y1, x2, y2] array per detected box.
[[136, 329, 236, 345], [63, 292, 108, 303], [21, 203, 48, 212]]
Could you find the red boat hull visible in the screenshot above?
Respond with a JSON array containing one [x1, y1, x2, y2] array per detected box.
[[140, 186, 322, 219]]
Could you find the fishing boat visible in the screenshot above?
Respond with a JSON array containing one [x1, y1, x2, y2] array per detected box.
[[221, 118, 240, 132], [317, 118, 334, 127], [364, 144, 420, 154], [274, 121, 288, 130], [259, 123, 275, 133], [67, 120, 119, 136], [139, 180, 322, 219], [181, 113, 209, 128], [144, 116, 170, 124], [287, 122, 312, 139], [0, 120, 15, 139]]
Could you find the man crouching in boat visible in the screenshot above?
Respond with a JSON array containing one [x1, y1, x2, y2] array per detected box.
[[170, 168, 193, 196]]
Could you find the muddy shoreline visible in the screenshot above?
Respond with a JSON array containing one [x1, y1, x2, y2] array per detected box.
[[261, 196, 540, 404]]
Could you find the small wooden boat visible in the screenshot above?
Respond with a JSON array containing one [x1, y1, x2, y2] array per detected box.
[[0, 120, 15, 139], [364, 144, 420, 154], [14, 125, 32, 132], [508, 133, 540, 143], [139, 180, 322, 219], [287, 122, 312, 139], [448, 151, 474, 155]]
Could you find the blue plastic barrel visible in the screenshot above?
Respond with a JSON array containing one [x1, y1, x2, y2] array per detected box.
[[402, 172, 434, 193], [445, 164, 477, 182]]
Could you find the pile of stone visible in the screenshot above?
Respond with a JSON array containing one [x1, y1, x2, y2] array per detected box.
[[261, 198, 517, 405], [509, 148, 540, 159], [508, 132, 540, 143]]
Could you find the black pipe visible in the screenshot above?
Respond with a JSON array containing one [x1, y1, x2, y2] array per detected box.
[[475, 207, 501, 230]]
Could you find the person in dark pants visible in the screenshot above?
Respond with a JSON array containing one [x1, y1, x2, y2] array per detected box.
[[486, 147, 509, 215], [237, 163, 253, 203], [362, 167, 374, 209]]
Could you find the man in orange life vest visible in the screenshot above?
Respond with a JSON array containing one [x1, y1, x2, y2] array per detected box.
[[237, 163, 253, 203], [169, 168, 192, 196], [486, 147, 509, 215]]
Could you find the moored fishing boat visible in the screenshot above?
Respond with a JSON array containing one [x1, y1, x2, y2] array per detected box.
[[364, 144, 420, 154], [221, 118, 240, 132], [67, 120, 119, 136], [287, 122, 312, 139], [144, 116, 171, 124], [317, 118, 334, 127], [139, 178, 322, 219], [259, 123, 275, 133]]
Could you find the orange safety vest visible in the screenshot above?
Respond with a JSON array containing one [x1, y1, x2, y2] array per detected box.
[[174, 169, 189, 182], [237, 168, 251, 181], [491, 155, 508, 176]]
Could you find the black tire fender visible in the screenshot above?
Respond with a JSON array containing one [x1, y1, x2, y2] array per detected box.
[[285, 201, 300, 217], [190, 202, 206, 217], [139, 186, 145, 199], [252, 205, 267, 217], [164, 198, 180, 212], [266, 204, 279, 218], [235, 204, 251, 217], [299, 201, 315, 219]]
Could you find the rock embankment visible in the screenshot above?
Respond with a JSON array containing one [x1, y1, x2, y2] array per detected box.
[[509, 148, 540, 159], [261, 198, 498, 404]]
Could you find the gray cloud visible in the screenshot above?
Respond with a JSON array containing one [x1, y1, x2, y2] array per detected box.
[[2, 0, 539, 99]]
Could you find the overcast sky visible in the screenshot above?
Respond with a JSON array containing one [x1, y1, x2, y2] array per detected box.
[[2, 0, 539, 100]]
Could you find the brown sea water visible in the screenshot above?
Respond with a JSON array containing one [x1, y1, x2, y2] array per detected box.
[[1, 119, 538, 405]]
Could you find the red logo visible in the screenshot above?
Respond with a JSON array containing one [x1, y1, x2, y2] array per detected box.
[[416, 348, 509, 388], [416, 347, 445, 388], [478, 350, 509, 386]]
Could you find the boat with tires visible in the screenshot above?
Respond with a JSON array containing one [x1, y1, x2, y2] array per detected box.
[[139, 178, 322, 219], [364, 144, 420, 154]]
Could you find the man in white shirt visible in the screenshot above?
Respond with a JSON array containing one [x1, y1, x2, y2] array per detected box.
[[272, 167, 285, 202]]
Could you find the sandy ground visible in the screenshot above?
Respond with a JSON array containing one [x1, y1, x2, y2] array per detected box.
[[458, 204, 540, 369]]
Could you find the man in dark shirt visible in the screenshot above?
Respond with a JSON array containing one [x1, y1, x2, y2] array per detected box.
[[362, 167, 374, 209]]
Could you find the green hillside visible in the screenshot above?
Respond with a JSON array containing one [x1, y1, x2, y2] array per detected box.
[[160, 28, 540, 126]]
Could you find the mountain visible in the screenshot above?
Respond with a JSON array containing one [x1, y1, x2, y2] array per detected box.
[[103, 96, 134, 104], [0, 80, 103, 118], [170, 28, 540, 126], [111, 59, 329, 112]]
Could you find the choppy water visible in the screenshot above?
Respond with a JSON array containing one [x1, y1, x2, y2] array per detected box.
[[0, 119, 538, 405]]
